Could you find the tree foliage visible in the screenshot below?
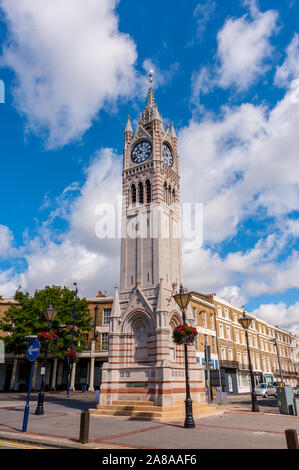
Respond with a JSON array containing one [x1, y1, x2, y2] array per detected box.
[[0, 285, 91, 359]]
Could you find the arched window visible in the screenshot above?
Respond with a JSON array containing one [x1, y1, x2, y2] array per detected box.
[[145, 180, 152, 203], [131, 184, 136, 205], [164, 182, 167, 203], [172, 189, 176, 205], [138, 182, 144, 204], [168, 186, 171, 205]]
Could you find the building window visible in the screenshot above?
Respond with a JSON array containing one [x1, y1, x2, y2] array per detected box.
[[203, 311, 207, 328], [228, 349, 233, 361], [163, 182, 167, 203], [131, 184, 136, 205], [219, 324, 224, 338], [224, 308, 229, 319], [241, 331, 245, 345], [146, 180, 152, 203], [210, 314, 214, 330], [249, 334, 252, 347], [193, 308, 197, 321], [256, 355, 260, 370], [217, 305, 222, 317], [172, 189, 176, 205], [212, 336, 216, 353], [233, 313, 237, 323], [138, 182, 144, 204], [103, 308, 111, 325], [226, 326, 231, 340], [235, 330, 239, 343], [101, 333, 109, 350], [221, 347, 226, 360]]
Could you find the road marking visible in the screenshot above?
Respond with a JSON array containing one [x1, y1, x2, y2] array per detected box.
[[0, 440, 46, 449]]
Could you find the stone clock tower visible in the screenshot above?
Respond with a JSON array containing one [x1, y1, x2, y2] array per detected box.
[[94, 83, 208, 420]]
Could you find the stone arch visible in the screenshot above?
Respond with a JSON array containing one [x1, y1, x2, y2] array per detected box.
[[122, 309, 154, 364], [169, 311, 183, 364]]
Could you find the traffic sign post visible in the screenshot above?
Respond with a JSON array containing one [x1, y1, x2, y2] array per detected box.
[[22, 339, 40, 433]]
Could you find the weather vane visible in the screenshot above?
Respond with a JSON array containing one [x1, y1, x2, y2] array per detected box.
[[148, 69, 154, 84]]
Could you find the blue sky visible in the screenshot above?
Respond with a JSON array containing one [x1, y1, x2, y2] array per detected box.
[[0, 0, 299, 334]]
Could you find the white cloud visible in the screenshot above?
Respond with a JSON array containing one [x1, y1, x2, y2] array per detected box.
[[192, 1, 278, 98], [181, 79, 299, 244], [179, 78, 299, 331], [0, 225, 14, 258], [252, 302, 299, 336], [275, 33, 299, 87], [217, 2, 278, 90], [193, 0, 216, 41], [0, 0, 137, 148], [0, 148, 122, 298]]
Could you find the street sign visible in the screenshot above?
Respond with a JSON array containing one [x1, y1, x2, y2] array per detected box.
[[23, 339, 40, 433], [26, 339, 40, 362]]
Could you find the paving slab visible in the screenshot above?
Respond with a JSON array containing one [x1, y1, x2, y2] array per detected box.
[[0, 392, 297, 449]]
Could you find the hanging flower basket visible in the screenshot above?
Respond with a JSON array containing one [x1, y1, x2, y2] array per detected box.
[[38, 331, 58, 350], [173, 325, 198, 345], [66, 349, 77, 361]]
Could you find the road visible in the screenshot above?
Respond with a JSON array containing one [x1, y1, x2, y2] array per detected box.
[[0, 391, 297, 449]]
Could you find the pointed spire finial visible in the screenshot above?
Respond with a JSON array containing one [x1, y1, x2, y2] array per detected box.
[[125, 115, 133, 133], [170, 122, 177, 138]]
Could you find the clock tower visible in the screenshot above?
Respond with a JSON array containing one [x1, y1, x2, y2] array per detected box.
[[120, 85, 182, 295], [95, 81, 207, 418]]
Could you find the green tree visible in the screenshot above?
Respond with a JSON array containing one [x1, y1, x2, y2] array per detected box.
[[0, 285, 91, 359]]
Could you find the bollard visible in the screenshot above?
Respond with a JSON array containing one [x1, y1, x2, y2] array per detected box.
[[285, 429, 299, 449], [79, 411, 90, 444]]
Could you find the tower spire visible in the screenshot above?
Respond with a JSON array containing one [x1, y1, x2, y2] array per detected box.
[[125, 115, 133, 133], [147, 87, 155, 106]]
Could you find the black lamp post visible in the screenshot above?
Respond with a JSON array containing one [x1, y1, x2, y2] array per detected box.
[[173, 284, 195, 428], [35, 301, 58, 415], [238, 308, 259, 413]]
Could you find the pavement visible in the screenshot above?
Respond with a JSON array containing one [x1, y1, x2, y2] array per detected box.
[[0, 391, 298, 449]]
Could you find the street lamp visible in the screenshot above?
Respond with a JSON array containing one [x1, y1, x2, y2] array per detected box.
[[238, 308, 259, 412], [35, 301, 58, 415], [271, 338, 284, 385], [173, 284, 195, 428]]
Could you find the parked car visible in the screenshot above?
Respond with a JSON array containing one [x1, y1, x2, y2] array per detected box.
[[255, 383, 277, 398], [292, 386, 299, 397]]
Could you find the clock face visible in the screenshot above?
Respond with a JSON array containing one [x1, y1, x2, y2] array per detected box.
[[162, 143, 173, 167], [131, 141, 152, 164]]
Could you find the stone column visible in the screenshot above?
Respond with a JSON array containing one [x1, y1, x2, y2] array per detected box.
[[51, 358, 58, 390], [88, 342, 95, 392], [70, 361, 76, 391], [9, 359, 18, 391]]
